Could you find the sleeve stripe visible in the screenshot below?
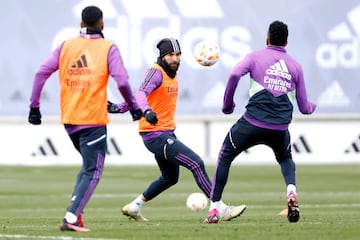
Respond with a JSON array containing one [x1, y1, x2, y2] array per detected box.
[[140, 68, 157, 89]]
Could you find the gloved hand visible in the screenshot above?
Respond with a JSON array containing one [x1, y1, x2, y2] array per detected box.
[[130, 109, 143, 121], [144, 109, 158, 125], [107, 101, 120, 113], [28, 107, 42, 125]]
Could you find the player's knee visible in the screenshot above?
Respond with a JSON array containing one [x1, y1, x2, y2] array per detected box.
[[276, 151, 292, 163], [163, 175, 179, 187]]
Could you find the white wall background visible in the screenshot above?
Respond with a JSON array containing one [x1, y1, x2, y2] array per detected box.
[[2, 115, 359, 166]]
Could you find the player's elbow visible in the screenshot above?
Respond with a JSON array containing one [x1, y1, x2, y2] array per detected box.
[[299, 103, 316, 114]]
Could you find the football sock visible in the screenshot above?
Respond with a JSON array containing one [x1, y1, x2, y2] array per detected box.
[[218, 200, 228, 217], [287, 184, 297, 196], [209, 201, 220, 211], [131, 195, 145, 209], [65, 211, 77, 224]]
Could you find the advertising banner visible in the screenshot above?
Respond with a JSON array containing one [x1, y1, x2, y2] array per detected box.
[[1, 117, 359, 166], [1, 0, 360, 116]]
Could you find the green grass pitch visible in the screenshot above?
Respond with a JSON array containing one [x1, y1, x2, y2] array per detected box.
[[0, 164, 359, 240]]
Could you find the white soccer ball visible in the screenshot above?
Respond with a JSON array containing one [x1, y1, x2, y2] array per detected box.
[[193, 40, 220, 66], [186, 192, 208, 211]]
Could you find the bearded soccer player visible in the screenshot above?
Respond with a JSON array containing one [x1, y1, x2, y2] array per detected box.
[[108, 38, 246, 222]]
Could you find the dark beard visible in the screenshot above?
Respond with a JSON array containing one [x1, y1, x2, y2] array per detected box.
[[157, 57, 179, 79]]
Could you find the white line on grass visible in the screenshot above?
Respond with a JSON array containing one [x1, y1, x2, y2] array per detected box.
[[2, 203, 359, 215], [1, 192, 359, 199], [249, 203, 360, 209], [0, 234, 122, 240]]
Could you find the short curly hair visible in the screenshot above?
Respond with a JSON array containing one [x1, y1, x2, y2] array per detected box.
[[267, 20, 288, 46], [81, 6, 103, 27]]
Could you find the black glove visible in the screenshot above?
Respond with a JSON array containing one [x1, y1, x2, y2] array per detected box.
[[107, 101, 120, 113], [144, 109, 158, 125], [28, 107, 42, 125], [130, 109, 143, 121]]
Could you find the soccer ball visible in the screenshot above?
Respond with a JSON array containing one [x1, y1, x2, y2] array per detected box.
[[186, 192, 208, 211], [193, 40, 220, 66]]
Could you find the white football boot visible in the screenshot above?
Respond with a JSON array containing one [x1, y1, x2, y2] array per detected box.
[[121, 203, 149, 221], [221, 205, 247, 221]]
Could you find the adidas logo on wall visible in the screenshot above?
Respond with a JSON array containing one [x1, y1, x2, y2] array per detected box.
[[292, 135, 311, 154], [31, 138, 58, 157], [202, 82, 225, 108], [316, 5, 360, 68], [106, 137, 122, 155], [31, 137, 122, 157], [317, 80, 350, 107], [345, 135, 360, 153]]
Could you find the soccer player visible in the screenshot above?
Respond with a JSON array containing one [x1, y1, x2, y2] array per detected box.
[[107, 38, 246, 222], [28, 6, 142, 232], [205, 20, 316, 224]]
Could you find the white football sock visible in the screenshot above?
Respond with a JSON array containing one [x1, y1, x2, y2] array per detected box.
[[217, 200, 229, 217], [209, 201, 220, 211], [287, 184, 297, 195], [129, 195, 145, 211], [65, 211, 77, 224]]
